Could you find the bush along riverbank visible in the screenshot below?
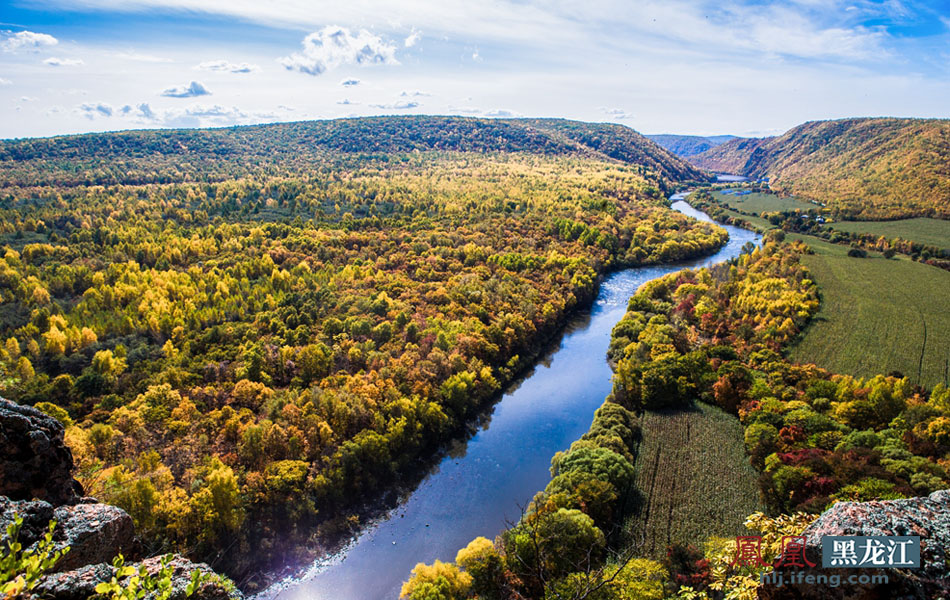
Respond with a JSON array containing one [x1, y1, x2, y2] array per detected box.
[[400, 233, 950, 599]]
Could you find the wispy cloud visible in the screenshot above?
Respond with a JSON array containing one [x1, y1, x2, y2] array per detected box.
[[77, 102, 113, 118], [400, 90, 430, 97], [600, 107, 633, 119], [161, 80, 211, 97], [279, 26, 398, 76], [43, 57, 84, 66], [1, 30, 57, 52], [114, 51, 172, 63], [341, 78, 361, 86], [369, 100, 419, 109], [0, 77, 11, 85], [405, 29, 421, 48], [196, 59, 259, 73]]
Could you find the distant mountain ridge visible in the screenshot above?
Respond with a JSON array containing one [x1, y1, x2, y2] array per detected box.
[[689, 117, 950, 219], [647, 133, 737, 157], [0, 116, 710, 188]]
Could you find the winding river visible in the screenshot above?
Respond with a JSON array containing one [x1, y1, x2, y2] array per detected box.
[[262, 191, 759, 600]]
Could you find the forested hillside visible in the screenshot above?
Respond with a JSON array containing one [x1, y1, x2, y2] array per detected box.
[[0, 117, 723, 586], [690, 117, 950, 219], [0, 116, 709, 188], [647, 134, 736, 157]]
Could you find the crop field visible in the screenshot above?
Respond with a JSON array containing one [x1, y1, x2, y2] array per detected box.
[[788, 236, 950, 388], [712, 190, 816, 214], [828, 218, 950, 250], [626, 402, 762, 558]]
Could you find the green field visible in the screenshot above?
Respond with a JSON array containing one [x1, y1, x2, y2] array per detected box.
[[712, 190, 816, 214], [626, 403, 763, 557], [788, 236, 950, 388], [829, 218, 950, 250]]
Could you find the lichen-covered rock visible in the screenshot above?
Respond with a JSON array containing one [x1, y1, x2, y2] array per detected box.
[[0, 495, 137, 573], [0, 496, 55, 545], [51, 502, 137, 572], [758, 489, 950, 600], [32, 563, 115, 600], [34, 556, 242, 600], [0, 397, 82, 505]]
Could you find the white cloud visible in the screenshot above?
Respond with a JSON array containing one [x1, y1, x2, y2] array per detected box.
[[114, 51, 172, 63], [78, 102, 113, 118], [1, 30, 58, 52], [483, 109, 516, 118], [405, 29, 421, 47], [400, 90, 430, 97], [337, 98, 358, 105], [369, 100, 420, 109], [44, 57, 85, 67], [0, 78, 11, 85], [161, 81, 211, 97], [196, 59, 259, 73], [137, 103, 156, 119], [341, 78, 361, 86], [600, 107, 633, 119], [279, 26, 398, 76]]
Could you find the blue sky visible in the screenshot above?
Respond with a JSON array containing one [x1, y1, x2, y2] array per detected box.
[[1, 0, 949, 139]]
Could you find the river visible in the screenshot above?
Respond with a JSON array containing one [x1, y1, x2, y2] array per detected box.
[[261, 192, 759, 600]]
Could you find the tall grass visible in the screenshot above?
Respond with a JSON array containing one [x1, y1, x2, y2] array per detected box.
[[626, 402, 763, 558]]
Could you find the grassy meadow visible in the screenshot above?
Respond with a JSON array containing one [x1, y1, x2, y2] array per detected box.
[[829, 217, 950, 250], [712, 190, 816, 214], [626, 403, 763, 558], [787, 236, 950, 388]]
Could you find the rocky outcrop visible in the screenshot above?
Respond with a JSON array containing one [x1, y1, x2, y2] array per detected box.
[[758, 490, 950, 600], [0, 397, 241, 600], [51, 502, 138, 572], [0, 496, 137, 572], [35, 556, 235, 600], [0, 397, 82, 505]]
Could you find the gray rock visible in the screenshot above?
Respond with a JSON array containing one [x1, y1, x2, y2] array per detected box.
[[50, 502, 137, 572], [34, 556, 242, 600], [0, 397, 82, 505], [758, 489, 950, 600], [0, 496, 55, 546], [33, 563, 115, 600]]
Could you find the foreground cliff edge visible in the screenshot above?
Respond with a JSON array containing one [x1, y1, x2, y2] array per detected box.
[[0, 397, 241, 600]]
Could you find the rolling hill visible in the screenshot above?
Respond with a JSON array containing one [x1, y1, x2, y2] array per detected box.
[[646, 133, 737, 157], [690, 117, 950, 219], [0, 116, 710, 189]]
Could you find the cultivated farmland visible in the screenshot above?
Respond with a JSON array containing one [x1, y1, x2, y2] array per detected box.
[[788, 236, 950, 388], [626, 402, 762, 558], [828, 218, 950, 251]]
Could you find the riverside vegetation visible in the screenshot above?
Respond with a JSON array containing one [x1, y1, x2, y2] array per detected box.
[[0, 117, 726, 586], [688, 187, 950, 387], [402, 234, 950, 599]]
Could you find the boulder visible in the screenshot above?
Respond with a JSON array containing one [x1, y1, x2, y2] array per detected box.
[[758, 489, 950, 600], [51, 502, 138, 572], [34, 556, 241, 600], [0, 496, 137, 573], [0, 397, 82, 505], [0, 496, 55, 545]]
